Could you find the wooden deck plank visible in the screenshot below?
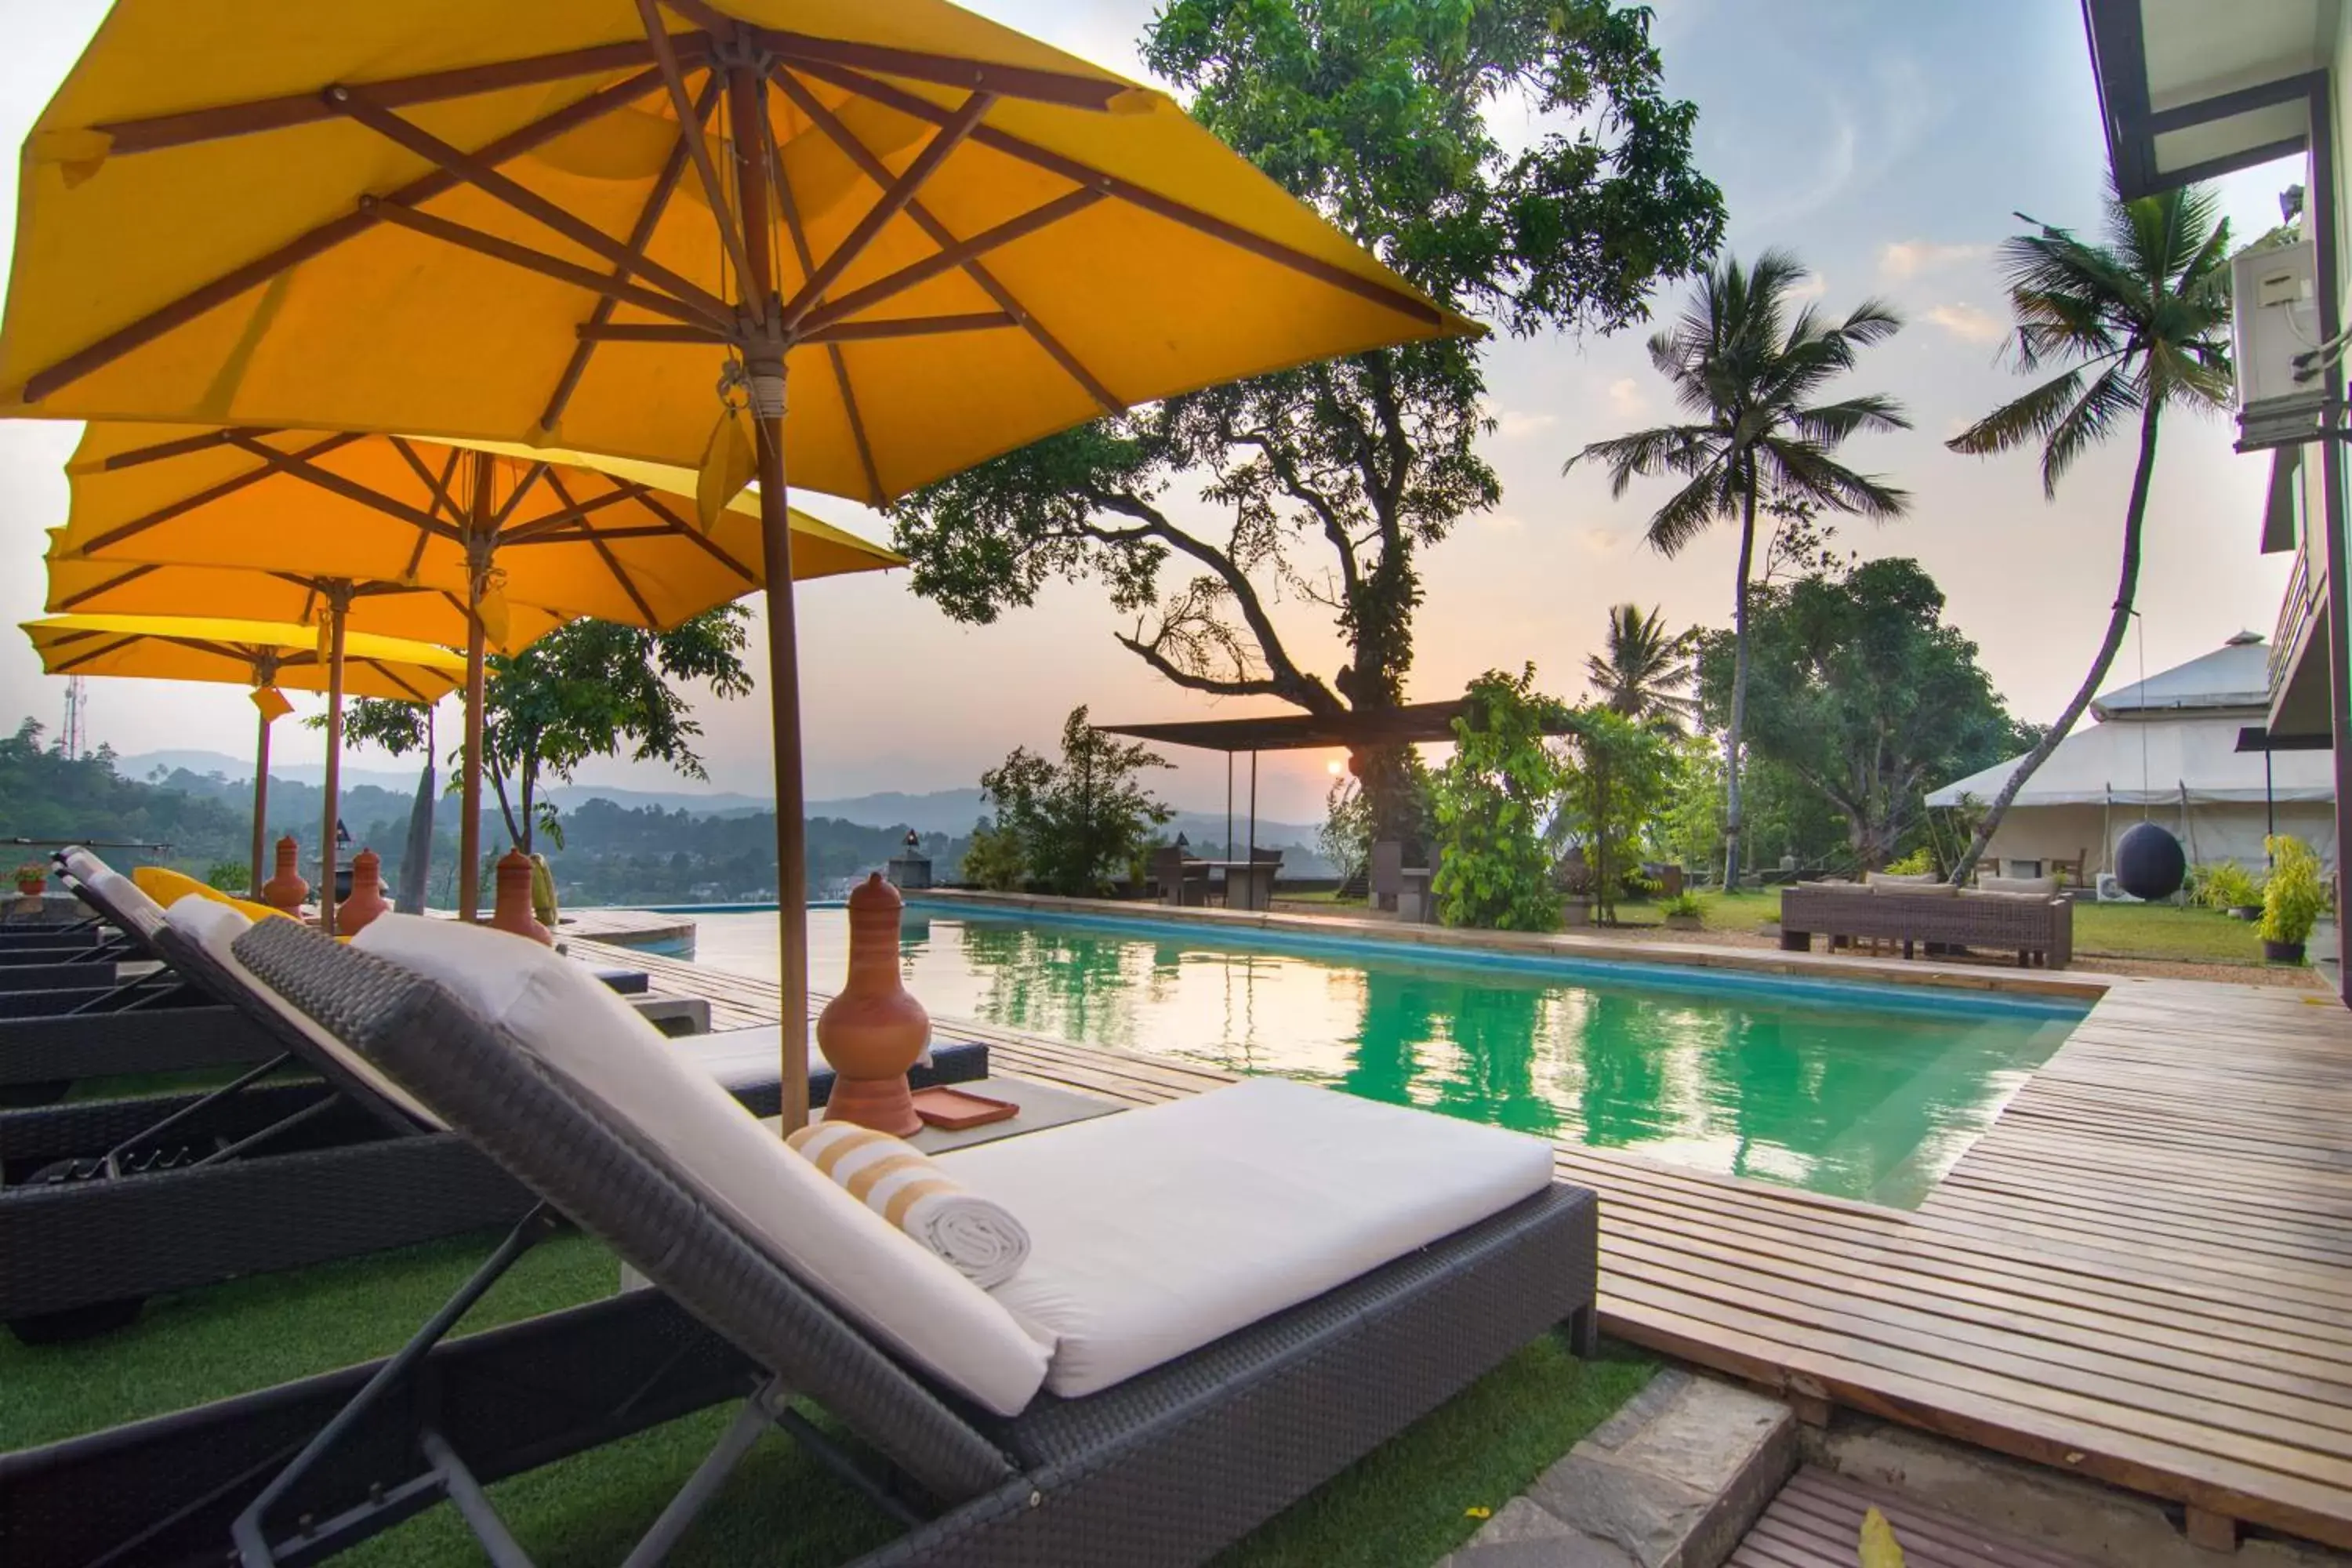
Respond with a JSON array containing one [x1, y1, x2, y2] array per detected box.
[[572, 927, 2352, 1550]]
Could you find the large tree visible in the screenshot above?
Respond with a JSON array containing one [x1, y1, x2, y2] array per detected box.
[[1943, 180, 2233, 883], [338, 607, 753, 855], [1694, 558, 2032, 870], [1572, 250, 1910, 887], [891, 0, 1723, 837]]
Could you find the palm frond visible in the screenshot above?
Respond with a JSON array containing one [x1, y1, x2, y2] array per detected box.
[[1644, 466, 1740, 556], [1947, 366, 2086, 459], [2038, 362, 2139, 495], [1568, 424, 1719, 492], [1763, 438, 1910, 521], [1792, 393, 1913, 445]]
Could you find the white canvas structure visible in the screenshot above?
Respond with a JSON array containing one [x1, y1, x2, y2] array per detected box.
[[1927, 634, 2337, 878]]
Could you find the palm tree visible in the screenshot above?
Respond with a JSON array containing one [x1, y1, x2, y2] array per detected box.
[[1944, 181, 2232, 884], [1587, 604, 1699, 733], [1572, 251, 1911, 888]]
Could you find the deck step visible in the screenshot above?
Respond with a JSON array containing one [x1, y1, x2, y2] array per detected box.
[[1730, 1467, 2100, 1568]]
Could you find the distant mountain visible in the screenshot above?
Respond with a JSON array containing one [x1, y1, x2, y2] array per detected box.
[[117, 750, 424, 794]]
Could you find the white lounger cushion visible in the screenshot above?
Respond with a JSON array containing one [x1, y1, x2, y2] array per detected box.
[[162, 897, 444, 1130], [351, 913, 1050, 1417], [941, 1076, 1555, 1398]]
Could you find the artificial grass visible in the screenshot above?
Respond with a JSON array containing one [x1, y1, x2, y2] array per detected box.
[[1677, 889, 2274, 965], [1, 1222, 1653, 1567]]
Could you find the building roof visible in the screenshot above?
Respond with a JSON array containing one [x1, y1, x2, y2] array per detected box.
[[2082, 0, 2330, 198], [2091, 633, 2273, 718]]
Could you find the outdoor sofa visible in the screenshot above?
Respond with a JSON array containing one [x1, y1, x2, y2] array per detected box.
[[0, 913, 1597, 1566], [1779, 873, 2073, 969], [0, 876, 988, 1342]]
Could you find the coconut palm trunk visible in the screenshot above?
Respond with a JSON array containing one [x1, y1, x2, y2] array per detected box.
[[1723, 478, 1760, 888], [1951, 401, 2159, 884]]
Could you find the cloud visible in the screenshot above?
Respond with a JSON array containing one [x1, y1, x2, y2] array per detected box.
[[1925, 302, 2005, 343], [1479, 510, 1527, 531], [1880, 240, 1990, 279], [1493, 409, 1557, 440], [1784, 271, 1829, 303], [1580, 528, 1621, 556], [1605, 378, 1651, 419]]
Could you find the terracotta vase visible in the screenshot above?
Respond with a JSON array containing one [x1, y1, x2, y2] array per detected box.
[[489, 848, 553, 945], [815, 873, 929, 1135], [261, 834, 309, 914], [339, 848, 390, 935]]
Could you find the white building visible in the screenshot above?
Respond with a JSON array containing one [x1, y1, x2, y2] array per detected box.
[[1929, 634, 2337, 880]]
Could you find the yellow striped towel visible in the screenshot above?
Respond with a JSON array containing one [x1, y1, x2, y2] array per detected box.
[[787, 1121, 1032, 1288]]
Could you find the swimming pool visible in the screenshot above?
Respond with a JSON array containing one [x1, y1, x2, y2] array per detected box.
[[672, 902, 2083, 1207]]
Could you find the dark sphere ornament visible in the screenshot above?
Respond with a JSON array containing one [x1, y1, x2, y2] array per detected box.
[[2114, 821, 2187, 902]]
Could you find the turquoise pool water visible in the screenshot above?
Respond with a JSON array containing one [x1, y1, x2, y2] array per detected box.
[[672, 903, 2082, 1207]]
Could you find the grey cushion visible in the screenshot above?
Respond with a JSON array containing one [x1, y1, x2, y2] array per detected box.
[[1980, 875, 2057, 895]]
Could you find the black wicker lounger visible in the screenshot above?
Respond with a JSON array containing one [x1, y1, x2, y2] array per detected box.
[[46, 919, 1593, 1568], [0, 905, 987, 1342]]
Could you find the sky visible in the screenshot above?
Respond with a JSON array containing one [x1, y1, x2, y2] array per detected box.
[[0, 0, 2307, 825]]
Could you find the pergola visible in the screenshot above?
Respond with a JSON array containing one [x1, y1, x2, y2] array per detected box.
[[1098, 699, 1575, 860]]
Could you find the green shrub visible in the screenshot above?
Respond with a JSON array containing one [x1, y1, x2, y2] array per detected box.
[[958, 819, 1029, 892], [1882, 845, 1935, 877], [203, 859, 251, 893], [1432, 668, 1570, 931], [1658, 891, 1701, 920], [2194, 860, 2261, 913], [2259, 837, 2326, 948]]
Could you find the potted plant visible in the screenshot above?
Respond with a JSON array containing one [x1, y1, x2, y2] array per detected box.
[[2195, 860, 2264, 922], [2258, 836, 2325, 964], [13, 862, 48, 897], [1659, 891, 1703, 931]]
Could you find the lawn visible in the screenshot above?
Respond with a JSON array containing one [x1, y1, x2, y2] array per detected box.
[[2, 1225, 1653, 1568], [1624, 888, 2274, 966]]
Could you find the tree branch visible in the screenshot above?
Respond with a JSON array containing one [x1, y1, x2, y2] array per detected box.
[[1115, 630, 1294, 698]]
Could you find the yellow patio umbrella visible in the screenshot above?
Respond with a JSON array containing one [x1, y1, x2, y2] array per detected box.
[[22, 614, 467, 902], [0, 0, 1472, 1127], [50, 424, 904, 928]]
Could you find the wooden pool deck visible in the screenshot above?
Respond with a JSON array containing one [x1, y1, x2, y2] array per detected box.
[[575, 922, 2352, 1552]]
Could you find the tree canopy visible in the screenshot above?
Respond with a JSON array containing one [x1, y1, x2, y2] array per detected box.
[[1694, 558, 2033, 870], [980, 707, 1175, 897], [892, 0, 1723, 835]]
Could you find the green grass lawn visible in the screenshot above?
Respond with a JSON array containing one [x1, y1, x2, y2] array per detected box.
[[2, 1225, 1653, 1567]]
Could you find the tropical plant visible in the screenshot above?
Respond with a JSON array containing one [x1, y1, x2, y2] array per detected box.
[[13, 860, 48, 891], [1431, 667, 1571, 931], [1572, 249, 1911, 888], [891, 0, 1723, 843], [1657, 889, 1701, 920], [980, 708, 1174, 898], [2194, 860, 2262, 913], [2259, 836, 2325, 948], [1586, 604, 1698, 733], [203, 859, 251, 892], [1693, 559, 2034, 871], [336, 608, 753, 854], [1556, 706, 1680, 923], [1882, 845, 1936, 877], [1944, 179, 2234, 883]]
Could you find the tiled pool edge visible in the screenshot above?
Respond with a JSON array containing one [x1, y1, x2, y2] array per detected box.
[[913, 888, 2116, 1011]]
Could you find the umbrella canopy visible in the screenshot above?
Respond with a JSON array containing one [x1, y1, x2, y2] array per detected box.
[[0, 2, 1465, 495], [24, 612, 466, 702], [53, 426, 904, 631], [46, 534, 568, 652], [0, 1, 1465, 1130]]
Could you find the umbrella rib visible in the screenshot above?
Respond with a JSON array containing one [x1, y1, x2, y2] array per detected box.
[[628, 485, 758, 584], [499, 481, 641, 544], [762, 107, 884, 505], [329, 86, 735, 330], [99, 426, 277, 471], [799, 60, 1449, 328], [49, 635, 144, 675], [635, 4, 757, 307], [769, 67, 1123, 416], [804, 312, 1016, 344], [542, 72, 721, 435], [777, 90, 997, 332], [797, 188, 1104, 336], [492, 463, 553, 529], [501, 524, 675, 544], [221, 432, 461, 542], [368, 661, 431, 703], [575, 323, 731, 344], [756, 28, 1131, 112], [52, 562, 158, 611], [366, 201, 724, 332], [24, 65, 673, 405], [545, 469, 661, 627], [82, 431, 368, 554], [389, 435, 463, 521], [92, 38, 699, 156]]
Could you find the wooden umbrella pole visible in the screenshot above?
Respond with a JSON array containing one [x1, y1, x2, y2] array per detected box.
[[729, 60, 811, 1133], [319, 586, 349, 935], [250, 702, 272, 898], [459, 452, 492, 924]]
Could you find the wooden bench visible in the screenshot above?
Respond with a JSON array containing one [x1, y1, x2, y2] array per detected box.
[[1778, 884, 2072, 969]]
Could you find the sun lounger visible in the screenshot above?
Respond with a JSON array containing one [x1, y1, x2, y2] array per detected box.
[[0, 914, 1598, 1567], [0, 892, 989, 1342]]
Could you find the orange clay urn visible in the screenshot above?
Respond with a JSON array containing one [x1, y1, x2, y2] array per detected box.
[[261, 834, 308, 915], [488, 848, 553, 945], [339, 848, 390, 935], [815, 873, 928, 1135]]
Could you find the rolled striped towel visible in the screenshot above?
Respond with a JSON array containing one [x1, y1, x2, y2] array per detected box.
[[787, 1121, 1032, 1289]]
